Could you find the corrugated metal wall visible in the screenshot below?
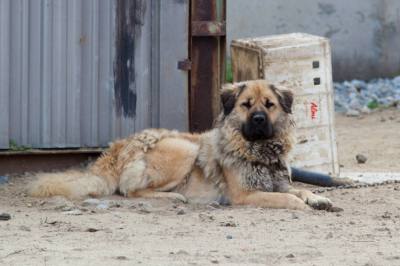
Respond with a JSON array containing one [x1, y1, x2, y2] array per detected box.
[[0, 0, 189, 149]]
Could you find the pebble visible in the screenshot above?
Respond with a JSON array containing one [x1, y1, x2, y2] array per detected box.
[[46, 196, 75, 211], [176, 209, 185, 215], [0, 213, 11, 221], [226, 235, 233, 240], [19, 225, 31, 231], [176, 250, 189, 256], [286, 253, 295, 258], [356, 154, 367, 164], [96, 203, 110, 210], [220, 221, 237, 227], [115, 256, 128, 260], [63, 209, 83, 216], [345, 109, 360, 117], [82, 198, 101, 206], [137, 202, 152, 214]]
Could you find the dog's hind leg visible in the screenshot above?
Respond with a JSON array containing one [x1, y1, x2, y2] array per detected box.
[[128, 189, 188, 203]]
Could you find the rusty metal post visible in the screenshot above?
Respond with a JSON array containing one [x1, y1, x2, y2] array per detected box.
[[189, 0, 226, 132]]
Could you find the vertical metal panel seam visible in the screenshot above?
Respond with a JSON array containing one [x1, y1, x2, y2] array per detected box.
[[0, 0, 11, 148]]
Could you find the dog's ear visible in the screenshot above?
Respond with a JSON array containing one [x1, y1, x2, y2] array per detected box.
[[221, 84, 237, 116], [271, 85, 294, 114], [279, 89, 294, 114], [221, 83, 247, 116]]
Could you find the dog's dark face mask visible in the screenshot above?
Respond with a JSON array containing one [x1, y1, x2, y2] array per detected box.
[[242, 111, 274, 141], [220, 81, 293, 142]]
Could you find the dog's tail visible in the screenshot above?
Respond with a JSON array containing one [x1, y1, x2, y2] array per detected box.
[[28, 145, 122, 200], [28, 169, 117, 199]]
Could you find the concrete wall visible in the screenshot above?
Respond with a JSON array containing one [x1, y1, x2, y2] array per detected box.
[[227, 0, 400, 81]]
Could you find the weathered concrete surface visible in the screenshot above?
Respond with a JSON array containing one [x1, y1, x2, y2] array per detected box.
[[227, 0, 400, 81]]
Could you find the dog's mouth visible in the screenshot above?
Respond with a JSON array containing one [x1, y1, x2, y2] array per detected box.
[[241, 122, 274, 141]]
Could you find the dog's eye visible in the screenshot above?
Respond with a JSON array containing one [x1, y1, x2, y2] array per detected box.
[[265, 100, 275, 109], [241, 101, 251, 109]]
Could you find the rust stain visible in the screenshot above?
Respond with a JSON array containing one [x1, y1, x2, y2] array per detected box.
[[190, 0, 226, 132], [114, 0, 146, 118]]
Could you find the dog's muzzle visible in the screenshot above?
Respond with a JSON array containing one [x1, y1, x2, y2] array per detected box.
[[242, 112, 274, 141]]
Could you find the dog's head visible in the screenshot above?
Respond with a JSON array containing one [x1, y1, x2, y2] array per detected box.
[[220, 80, 293, 141]]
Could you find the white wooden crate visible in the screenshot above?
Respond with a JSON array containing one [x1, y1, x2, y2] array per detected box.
[[231, 33, 339, 176]]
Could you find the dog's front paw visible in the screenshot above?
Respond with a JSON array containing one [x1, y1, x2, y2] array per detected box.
[[305, 194, 332, 210]]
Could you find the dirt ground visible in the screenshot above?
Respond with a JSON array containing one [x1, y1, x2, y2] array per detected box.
[[1, 108, 400, 266], [336, 108, 400, 173]]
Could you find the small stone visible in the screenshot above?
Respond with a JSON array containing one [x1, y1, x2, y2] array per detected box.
[[199, 213, 215, 222], [115, 256, 128, 260], [61, 206, 74, 212], [327, 206, 344, 212], [63, 209, 83, 216], [0, 213, 11, 221], [82, 198, 101, 206], [96, 203, 110, 210], [86, 228, 99, 232], [226, 235, 233, 240], [44, 219, 58, 225], [137, 202, 152, 214], [382, 212, 391, 219], [349, 221, 355, 225], [47, 196, 75, 211], [208, 201, 221, 209], [346, 109, 360, 117], [325, 232, 333, 239], [211, 259, 219, 264], [220, 221, 237, 227], [360, 106, 371, 114], [356, 154, 367, 164], [19, 225, 31, 231], [176, 250, 189, 256], [176, 209, 185, 215], [291, 213, 299, 219], [286, 253, 295, 258]]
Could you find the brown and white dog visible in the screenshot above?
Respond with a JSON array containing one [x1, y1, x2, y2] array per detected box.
[[29, 80, 332, 210]]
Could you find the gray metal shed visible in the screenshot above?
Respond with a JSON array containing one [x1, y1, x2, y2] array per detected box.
[[0, 0, 189, 149]]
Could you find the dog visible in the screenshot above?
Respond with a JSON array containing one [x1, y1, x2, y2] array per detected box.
[[29, 80, 332, 210]]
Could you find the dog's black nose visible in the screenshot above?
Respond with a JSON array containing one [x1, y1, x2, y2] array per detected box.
[[252, 112, 266, 125]]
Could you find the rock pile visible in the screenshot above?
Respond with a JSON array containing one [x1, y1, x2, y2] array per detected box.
[[334, 76, 400, 115]]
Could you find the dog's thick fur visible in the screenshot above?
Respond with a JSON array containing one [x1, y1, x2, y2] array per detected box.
[[29, 80, 332, 210]]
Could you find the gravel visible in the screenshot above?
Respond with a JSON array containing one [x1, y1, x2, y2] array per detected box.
[[334, 76, 400, 113]]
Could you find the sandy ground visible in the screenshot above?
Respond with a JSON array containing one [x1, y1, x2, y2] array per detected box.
[[1, 108, 400, 266], [336, 108, 400, 173]]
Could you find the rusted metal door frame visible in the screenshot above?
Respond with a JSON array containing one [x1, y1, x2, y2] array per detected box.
[[188, 0, 226, 132]]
